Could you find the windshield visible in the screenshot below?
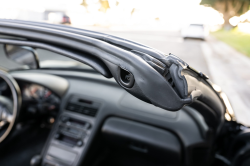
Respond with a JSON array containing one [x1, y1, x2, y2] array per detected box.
[[0, 44, 93, 71], [0, 0, 250, 126], [37, 48, 93, 70]]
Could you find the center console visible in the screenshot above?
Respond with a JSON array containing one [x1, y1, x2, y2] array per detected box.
[[42, 95, 101, 166]]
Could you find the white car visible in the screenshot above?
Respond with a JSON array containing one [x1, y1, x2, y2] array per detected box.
[[181, 24, 209, 40]]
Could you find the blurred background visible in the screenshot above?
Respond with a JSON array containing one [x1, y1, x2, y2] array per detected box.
[[0, 0, 250, 125], [0, 0, 225, 30]]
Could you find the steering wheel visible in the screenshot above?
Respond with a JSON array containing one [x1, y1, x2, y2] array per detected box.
[[0, 69, 21, 143]]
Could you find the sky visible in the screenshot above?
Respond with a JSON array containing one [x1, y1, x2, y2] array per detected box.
[[0, 0, 224, 31]]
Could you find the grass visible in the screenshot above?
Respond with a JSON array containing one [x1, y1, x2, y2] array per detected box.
[[212, 28, 250, 57]]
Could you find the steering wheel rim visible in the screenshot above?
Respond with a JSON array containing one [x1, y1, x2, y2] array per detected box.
[[0, 69, 21, 143]]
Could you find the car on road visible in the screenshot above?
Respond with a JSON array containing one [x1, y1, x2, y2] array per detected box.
[[0, 20, 249, 166], [48, 12, 71, 25], [181, 24, 209, 40], [62, 15, 71, 24]]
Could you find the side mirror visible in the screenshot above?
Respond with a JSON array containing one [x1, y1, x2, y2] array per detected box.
[[4, 44, 40, 69]]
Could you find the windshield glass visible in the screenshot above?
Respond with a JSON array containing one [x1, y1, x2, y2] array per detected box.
[[37, 48, 93, 70], [0, 44, 93, 71], [1, 0, 250, 126]]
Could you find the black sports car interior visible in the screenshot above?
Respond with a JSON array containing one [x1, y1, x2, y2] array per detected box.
[[0, 20, 249, 166]]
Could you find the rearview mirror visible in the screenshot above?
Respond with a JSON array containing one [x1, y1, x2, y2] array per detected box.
[[4, 44, 40, 69]]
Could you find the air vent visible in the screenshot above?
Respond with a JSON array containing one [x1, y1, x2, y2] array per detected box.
[[66, 95, 101, 117], [118, 67, 134, 88], [66, 103, 98, 117]]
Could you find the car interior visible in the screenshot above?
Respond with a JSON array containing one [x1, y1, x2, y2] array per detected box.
[[0, 20, 249, 166]]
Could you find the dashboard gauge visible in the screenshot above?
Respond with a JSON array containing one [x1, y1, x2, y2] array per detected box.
[[22, 83, 60, 112]]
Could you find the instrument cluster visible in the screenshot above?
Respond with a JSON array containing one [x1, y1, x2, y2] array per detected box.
[[21, 83, 60, 114]]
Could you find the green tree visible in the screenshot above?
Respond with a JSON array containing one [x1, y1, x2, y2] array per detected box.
[[200, 0, 250, 28]]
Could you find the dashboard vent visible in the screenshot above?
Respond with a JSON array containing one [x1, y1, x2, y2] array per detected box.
[[65, 96, 100, 117], [66, 103, 98, 117]]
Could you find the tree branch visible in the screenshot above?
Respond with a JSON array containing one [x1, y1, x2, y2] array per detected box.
[[242, 1, 250, 13], [233, 0, 242, 14], [215, 1, 225, 13], [227, 0, 235, 16]]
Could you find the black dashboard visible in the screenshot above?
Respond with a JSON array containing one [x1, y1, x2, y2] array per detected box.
[[9, 69, 212, 166]]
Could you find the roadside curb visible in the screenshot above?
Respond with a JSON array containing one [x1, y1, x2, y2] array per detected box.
[[201, 37, 250, 126]]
